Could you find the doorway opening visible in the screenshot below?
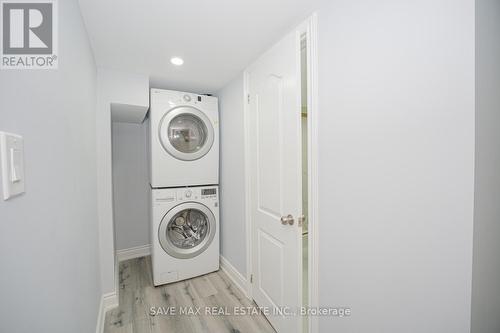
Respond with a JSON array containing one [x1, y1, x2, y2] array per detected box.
[[300, 31, 309, 333]]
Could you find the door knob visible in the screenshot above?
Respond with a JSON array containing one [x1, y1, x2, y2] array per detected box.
[[280, 214, 294, 225]]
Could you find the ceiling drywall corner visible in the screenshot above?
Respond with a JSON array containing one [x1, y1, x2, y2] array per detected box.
[[111, 103, 149, 123]]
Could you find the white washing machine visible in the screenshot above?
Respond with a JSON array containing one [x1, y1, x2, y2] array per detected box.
[[151, 185, 219, 286], [149, 89, 219, 188]]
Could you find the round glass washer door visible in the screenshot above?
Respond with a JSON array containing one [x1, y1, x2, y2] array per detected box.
[[159, 106, 215, 161], [158, 202, 216, 259]]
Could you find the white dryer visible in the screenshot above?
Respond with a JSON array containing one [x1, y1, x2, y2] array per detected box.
[[151, 185, 219, 286], [149, 89, 219, 188]]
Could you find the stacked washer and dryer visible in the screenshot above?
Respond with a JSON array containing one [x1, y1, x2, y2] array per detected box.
[[148, 89, 219, 286]]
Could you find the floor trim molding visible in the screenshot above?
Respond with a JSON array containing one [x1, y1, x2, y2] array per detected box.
[[220, 255, 250, 298], [95, 291, 118, 333], [116, 244, 151, 262]]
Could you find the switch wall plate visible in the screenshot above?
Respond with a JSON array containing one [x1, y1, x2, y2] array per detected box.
[[0, 132, 25, 200]]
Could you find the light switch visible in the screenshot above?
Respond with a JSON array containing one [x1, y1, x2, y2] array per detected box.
[[10, 148, 21, 182], [0, 132, 25, 200]]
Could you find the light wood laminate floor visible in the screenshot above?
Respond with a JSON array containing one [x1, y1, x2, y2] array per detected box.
[[104, 256, 276, 333]]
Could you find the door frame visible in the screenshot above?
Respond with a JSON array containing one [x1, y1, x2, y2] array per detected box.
[[242, 13, 319, 333]]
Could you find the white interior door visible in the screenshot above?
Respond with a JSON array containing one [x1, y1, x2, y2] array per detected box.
[[248, 28, 302, 333]]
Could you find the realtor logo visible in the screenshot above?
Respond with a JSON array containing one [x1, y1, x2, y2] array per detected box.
[[1, 0, 57, 69]]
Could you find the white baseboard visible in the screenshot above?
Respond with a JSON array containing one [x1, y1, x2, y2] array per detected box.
[[95, 291, 118, 333], [95, 296, 105, 333], [116, 244, 151, 262], [220, 255, 250, 299]]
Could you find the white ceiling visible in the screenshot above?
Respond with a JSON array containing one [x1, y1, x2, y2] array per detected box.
[[78, 0, 319, 93]]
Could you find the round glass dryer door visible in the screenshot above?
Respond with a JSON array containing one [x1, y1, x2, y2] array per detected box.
[[159, 106, 215, 161], [158, 202, 216, 259]]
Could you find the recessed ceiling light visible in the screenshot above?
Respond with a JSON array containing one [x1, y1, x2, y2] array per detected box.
[[170, 57, 184, 66]]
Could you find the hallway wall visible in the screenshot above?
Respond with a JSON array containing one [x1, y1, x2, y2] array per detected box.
[[216, 74, 248, 276], [205, 2, 477, 332], [0, 1, 101, 332], [112, 122, 150, 251], [316, 0, 475, 331], [471, 0, 500, 332], [95, 69, 149, 298]]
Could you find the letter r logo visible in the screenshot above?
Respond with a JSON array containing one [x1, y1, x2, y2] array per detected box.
[[2, 2, 53, 54]]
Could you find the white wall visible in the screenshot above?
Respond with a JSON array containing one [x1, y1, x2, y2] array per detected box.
[[112, 122, 150, 251], [212, 2, 479, 332], [0, 1, 100, 332], [96, 69, 149, 297], [216, 74, 248, 275], [471, 0, 500, 332], [316, 0, 475, 332]]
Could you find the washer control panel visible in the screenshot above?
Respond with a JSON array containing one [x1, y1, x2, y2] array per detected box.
[[201, 188, 216, 197], [172, 187, 217, 201], [176, 188, 197, 201], [154, 187, 218, 204]]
